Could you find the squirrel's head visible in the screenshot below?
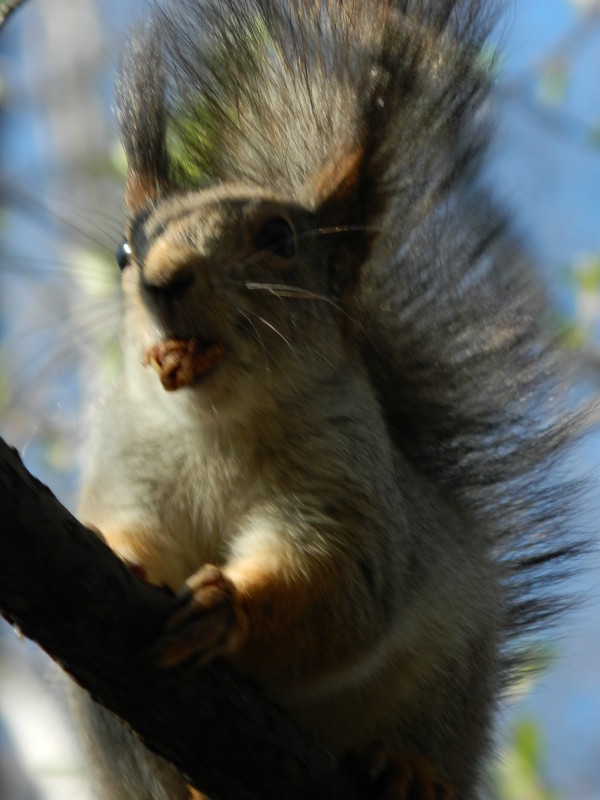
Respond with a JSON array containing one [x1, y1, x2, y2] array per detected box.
[[117, 148, 379, 416]]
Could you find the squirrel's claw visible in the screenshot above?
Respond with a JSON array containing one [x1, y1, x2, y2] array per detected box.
[[345, 741, 454, 800], [153, 564, 240, 667]]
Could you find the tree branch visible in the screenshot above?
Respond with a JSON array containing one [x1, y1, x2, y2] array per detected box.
[[0, 437, 360, 800]]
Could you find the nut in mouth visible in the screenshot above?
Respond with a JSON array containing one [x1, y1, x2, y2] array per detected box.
[[143, 338, 225, 391]]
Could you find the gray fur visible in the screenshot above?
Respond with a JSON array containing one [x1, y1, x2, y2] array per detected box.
[[74, 2, 590, 799]]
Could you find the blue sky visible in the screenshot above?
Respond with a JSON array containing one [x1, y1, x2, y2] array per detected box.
[[1, 2, 599, 797]]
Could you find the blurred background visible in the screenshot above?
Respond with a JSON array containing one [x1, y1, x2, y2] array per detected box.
[[0, 0, 599, 798]]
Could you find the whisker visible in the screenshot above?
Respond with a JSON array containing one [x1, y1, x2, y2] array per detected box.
[[230, 303, 272, 382], [4, 184, 121, 251], [254, 313, 294, 351], [14, 295, 120, 339], [224, 280, 361, 328], [0, 254, 119, 283], [43, 195, 126, 230], [6, 178, 126, 231], [50, 203, 124, 245], [4, 307, 120, 406], [242, 283, 333, 301], [309, 224, 384, 238], [224, 223, 384, 275]]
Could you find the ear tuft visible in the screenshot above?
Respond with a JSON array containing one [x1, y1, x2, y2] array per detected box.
[[307, 146, 382, 298], [124, 168, 174, 214], [313, 147, 365, 219]]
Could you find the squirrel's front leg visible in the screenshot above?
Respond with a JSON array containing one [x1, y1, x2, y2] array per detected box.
[[152, 548, 351, 679], [152, 539, 453, 800], [86, 526, 157, 583], [153, 563, 245, 667]]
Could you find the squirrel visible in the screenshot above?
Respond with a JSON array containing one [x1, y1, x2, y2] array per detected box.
[[64, 0, 587, 798]]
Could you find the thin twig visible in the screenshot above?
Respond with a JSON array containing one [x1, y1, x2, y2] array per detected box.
[[0, 0, 29, 32]]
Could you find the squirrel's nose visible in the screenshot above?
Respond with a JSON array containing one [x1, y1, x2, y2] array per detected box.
[[141, 239, 198, 304]]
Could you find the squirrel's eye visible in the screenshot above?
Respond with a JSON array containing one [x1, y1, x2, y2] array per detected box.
[[116, 240, 132, 271], [254, 216, 295, 259]]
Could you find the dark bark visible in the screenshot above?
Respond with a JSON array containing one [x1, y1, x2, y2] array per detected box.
[[0, 437, 360, 800]]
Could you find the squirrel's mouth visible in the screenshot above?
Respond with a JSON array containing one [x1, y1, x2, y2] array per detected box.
[[143, 337, 225, 391]]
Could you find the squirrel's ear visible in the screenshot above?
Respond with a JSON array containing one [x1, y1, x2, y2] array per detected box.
[[311, 146, 382, 293], [313, 147, 364, 219], [117, 25, 172, 214], [124, 167, 169, 215], [124, 169, 156, 214]]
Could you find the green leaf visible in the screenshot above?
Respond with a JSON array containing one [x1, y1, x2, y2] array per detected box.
[[494, 719, 560, 800], [515, 720, 542, 769], [568, 0, 600, 12], [587, 123, 600, 148], [573, 253, 600, 292], [538, 57, 569, 105]]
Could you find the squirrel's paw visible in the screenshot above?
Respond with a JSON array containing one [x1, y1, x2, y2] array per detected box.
[[346, 741, 453, 800], [86, 524, 150, 581], [153, 564, 244, 667], [121, 557, 148, 582]]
